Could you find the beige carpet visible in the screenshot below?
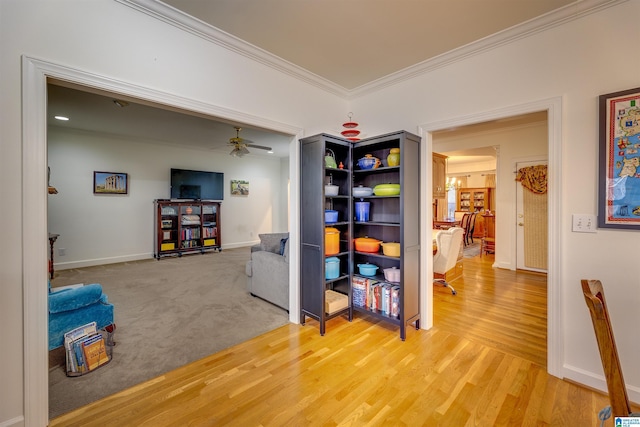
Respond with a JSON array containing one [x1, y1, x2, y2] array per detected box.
[[48, 247, 289, 419], [463, 241, 481, 258]]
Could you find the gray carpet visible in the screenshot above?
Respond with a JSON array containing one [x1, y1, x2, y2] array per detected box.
[[48, 247, 289, 419]]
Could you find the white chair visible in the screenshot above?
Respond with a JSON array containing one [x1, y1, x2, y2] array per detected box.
[[433, 227, 464, 295]]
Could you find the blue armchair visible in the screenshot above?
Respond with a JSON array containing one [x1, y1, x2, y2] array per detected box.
[[48, 282, 115, 350]]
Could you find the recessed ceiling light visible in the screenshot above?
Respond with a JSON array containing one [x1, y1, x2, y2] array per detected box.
[[54, 116, 69, 121]]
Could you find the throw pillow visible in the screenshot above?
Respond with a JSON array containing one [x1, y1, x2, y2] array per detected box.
[[279, 238, 288, 256]]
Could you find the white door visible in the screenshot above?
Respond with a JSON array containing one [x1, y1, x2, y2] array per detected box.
[[516, 160, 548, 272]]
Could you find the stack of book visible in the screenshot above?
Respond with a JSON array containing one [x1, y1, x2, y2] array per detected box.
[[64, 322, 111, 376]]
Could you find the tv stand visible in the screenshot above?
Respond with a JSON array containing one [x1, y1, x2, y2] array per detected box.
[[154, 199, 221, 259]]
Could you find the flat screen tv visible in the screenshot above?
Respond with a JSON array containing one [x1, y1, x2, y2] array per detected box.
[[170, 168, 224, 200]]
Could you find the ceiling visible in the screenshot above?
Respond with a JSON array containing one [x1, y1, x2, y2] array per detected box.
[[47, 82, 293, 158], [49, 0, 573, 161], [161, 0, 576, 90]]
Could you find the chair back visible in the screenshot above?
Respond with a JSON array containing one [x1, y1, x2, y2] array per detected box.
[[433, 227, 464, 274], [454, 211, 465, 222], [581, 279, 632, 418], [460, 213, 470, 230]]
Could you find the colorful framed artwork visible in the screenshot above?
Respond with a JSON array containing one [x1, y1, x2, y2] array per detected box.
[[598, 86, 640, 229], [230, 180, 249, 196], [93, 171, 128, 195]]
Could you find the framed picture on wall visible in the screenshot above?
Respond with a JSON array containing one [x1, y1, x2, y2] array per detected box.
[[93, 171, 128, 195], [598, 86, 640, 229], [230, 180, 249, 196]]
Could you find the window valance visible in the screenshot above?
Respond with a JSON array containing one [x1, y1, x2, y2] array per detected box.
[[515, 165, 547, 194]]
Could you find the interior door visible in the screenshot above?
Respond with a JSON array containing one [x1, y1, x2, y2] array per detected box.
[[516, 160, 548, 272]]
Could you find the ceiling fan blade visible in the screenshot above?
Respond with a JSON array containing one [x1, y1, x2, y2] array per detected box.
[[246, 144, 272, 151]]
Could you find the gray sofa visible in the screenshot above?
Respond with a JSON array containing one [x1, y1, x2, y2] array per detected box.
[[245, 232, 289, 311]]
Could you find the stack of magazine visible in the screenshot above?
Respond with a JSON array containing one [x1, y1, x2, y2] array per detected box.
[[64, 322, 112, 376]]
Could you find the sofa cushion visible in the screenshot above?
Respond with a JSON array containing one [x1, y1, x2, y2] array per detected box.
[[258, 232, 289, 253], [49, 283, 104, 314]]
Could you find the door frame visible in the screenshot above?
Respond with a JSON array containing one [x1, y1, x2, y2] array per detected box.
[[419, 96, 563, 378], [22, 56, 303, 425]]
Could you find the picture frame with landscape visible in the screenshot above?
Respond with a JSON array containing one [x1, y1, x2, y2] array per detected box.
[[93, 171, 128, 195]]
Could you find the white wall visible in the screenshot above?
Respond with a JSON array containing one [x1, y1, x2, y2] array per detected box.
[[47, 126, 287, 269], [352, 0, 640, 404], [1, 0, 346, 424], [3, 0, 640, 425]]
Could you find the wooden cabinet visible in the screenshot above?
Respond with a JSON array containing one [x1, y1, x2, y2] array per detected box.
[[154, 200, 221, 259], [300, 131, 421, 340], [299, 135, 353, 335], [432, 153, 447, 199], [457, 187, 491, 213]]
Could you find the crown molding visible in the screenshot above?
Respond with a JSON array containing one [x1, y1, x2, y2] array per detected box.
[[117, 0, 625, 100], [115, 0, 350, 98], [349, 0, 625, 98]]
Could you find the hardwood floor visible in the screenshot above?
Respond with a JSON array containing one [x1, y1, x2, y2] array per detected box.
[[50, 255, 626, 426]]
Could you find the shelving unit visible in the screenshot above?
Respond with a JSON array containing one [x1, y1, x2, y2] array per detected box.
[[154, 199, 221, 259], [351, 131, 420, 340], [300, 135, 353, 335], [299, 130, 420, 340], [457, 187, 491, 213]]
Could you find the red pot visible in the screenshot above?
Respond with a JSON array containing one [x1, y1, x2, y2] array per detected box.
[[354, 237, 381, 253]]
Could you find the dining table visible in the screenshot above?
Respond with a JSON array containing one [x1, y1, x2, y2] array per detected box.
[[433, 218, 461, 229]]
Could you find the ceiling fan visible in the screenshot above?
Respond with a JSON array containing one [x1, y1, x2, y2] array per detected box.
[[228, 126, 272, 157]]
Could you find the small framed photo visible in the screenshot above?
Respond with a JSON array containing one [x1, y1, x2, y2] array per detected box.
[[93, 171, 128, 195], [598, 87, 640, 229], [230, 180, 249, 196]]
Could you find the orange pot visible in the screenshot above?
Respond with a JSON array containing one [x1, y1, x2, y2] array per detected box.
[[354, 236, 382, 253], [325, 227, 340, 255]]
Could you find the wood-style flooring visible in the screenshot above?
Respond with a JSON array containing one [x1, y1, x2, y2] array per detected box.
[[50, 255, 630, 426]]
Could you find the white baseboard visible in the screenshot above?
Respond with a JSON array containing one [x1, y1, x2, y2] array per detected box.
[[54, 253, 153, 270], [563, 364, 640, 405], [53, 243, 260, 270], [0, 415, 25, 427]]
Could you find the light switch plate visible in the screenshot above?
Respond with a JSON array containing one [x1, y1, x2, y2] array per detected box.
[[572, 214, 597, 233]]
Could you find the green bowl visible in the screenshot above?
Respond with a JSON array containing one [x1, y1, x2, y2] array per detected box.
[[373, 183, 400, 196]]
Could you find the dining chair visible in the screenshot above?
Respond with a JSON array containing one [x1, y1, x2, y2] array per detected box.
[[459, 213, 471, 247], [466, 212, 477, 245], [433, 227, 464, 295], [581, 279, 639, 420]]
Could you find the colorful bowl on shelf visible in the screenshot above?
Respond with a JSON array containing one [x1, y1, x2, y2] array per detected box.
[[358, 155, 381, 170], [373, 183, 400, 196], [325, 209, 338, 223], [353, 185, 373, 197], [354, 236, 381, 253], [357, 263, 378, 276]]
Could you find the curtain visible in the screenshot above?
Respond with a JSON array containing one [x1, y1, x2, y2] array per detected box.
[[484, 173, 496, 188], [515, 165, 547, 194]]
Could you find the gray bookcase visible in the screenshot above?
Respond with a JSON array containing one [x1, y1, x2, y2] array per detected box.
[[299, 130, 420, 339]]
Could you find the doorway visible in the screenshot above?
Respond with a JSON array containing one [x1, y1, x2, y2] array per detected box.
[[22, 56, 303, 424], [421, 96, 562, 378]]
